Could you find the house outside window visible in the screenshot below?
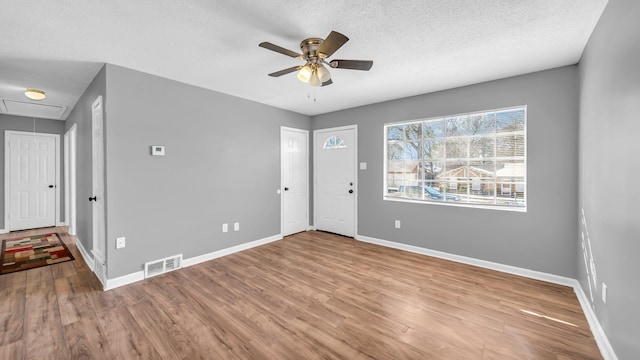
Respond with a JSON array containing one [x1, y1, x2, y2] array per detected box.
[[384, 106, 526, 211]]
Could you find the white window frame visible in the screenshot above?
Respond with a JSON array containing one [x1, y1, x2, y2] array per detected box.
[[383, 105, 527, 212]]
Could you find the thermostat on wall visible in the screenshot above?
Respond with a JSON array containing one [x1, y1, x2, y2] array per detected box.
[[151, 145, 165, 156]]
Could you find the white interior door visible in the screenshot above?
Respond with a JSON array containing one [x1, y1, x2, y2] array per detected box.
[[6, 132, 58, 231], [314, 126, 357, 237], [92, 96, 107, 281], [281, 127, 309, 236]]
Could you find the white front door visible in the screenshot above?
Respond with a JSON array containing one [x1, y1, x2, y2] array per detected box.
[[91, 96, 107, 283], [314, 126, 357, 237], [6, 132, 58, 231], [281, 127, 309, 236]]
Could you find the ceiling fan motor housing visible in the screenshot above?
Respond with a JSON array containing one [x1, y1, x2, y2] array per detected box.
[[300, 38, 325, 62]]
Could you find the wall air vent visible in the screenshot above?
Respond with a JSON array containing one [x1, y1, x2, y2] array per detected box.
[[144, 254, 183, 278]]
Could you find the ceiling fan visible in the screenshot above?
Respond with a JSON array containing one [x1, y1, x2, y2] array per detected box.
[[259, 31, 373, 87]]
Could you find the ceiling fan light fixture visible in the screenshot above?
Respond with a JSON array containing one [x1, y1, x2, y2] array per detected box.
[[316, 64, 331, 82], [297, 64, 313, 83], [25, 88, 46, 100], [310, 70, 322, 87]]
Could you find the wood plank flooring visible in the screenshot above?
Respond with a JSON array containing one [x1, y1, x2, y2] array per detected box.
[[0, 228, 602, 359]]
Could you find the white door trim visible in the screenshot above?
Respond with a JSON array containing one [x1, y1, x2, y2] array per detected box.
[[280, 126, 310, 236], [64, 124, 77, 235], [4, 130, 61, 232], [313, 125, 358, 237]]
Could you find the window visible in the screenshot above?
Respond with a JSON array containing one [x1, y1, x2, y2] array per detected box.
[[384, 106, 526, 210], [323, 135, 346, 149]]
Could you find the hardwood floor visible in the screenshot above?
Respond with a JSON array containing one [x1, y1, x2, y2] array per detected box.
[[0, 228, 602, 359]]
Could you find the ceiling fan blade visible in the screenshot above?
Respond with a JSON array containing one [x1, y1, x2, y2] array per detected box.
[[321, 79, 333, 87], [268, 66, 302, 77], [329, 59, 373, 71], [317, 31, 349, 58], [259, 42, 302, 58]]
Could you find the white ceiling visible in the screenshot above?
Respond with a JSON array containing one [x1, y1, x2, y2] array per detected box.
[[0, 0, 608, 119]]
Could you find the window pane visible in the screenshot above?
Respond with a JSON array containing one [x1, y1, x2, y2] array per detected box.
[[405, 142, 421, 160], [496, 109, 525, 133], [323, 135, 346, 149], [469, 113, 495, 135], [388, 161, 421, 191], [496, 134, 525, 158], [405, 123, 422, 140], [398, 184, 426, 200], [469, 136, 495, 159], [388, 142, 404, 160], [424, 119, 445, 138], [424, 139, 445, 159], [446, 116, 468, 136], [423, 160, 444, 182], [388, 125, 405, 140], [468, 159, 496, 179], [496, 182, 525, 206], [496, 161, 525, 182], [469, 180, 496, 204], [446, 138, 468, 158]]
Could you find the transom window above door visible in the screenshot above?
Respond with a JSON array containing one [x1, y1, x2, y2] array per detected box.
[[384, 106, 527, 211]]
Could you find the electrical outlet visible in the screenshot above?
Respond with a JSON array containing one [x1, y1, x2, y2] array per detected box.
[[394, 220, 401, 229], [602, 283, 607, 304], [234, 222, 240, 231], [116, 237, 126, 249], [222, 223, 228, 233]]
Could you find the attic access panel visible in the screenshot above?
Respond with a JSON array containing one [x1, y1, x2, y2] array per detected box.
[[0, 99, 67, 120]]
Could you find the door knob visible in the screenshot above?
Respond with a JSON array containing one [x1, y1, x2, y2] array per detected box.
[[89, 196, 97, 202], [48, 185, 55, 188], [284, 187, 289, 191], [349, 189, 354, 194]]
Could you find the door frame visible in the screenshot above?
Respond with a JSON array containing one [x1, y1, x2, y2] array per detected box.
[[280, 126, 310, 236], [313, 125, 358, 237], [64, 124, 77, 235], [3, 130, 61, 232]]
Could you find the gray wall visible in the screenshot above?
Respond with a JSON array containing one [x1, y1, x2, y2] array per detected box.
[[0, 114, 66, 230], [578, 0, 640, 358], [104, 64, 310, 278], [64, 65, 107, 252], [312, 66, 580, 277]]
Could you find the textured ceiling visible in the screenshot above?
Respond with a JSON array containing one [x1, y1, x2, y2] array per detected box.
[[0, 0, 608, 119]]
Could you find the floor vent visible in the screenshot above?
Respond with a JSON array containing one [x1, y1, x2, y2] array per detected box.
[[144, 254, 183, 278]]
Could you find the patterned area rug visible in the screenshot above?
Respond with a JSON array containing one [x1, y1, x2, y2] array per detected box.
[[0, 233, 74, 275]]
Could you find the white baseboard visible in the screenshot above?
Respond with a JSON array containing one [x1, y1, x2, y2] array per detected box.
[[182, 234, 282, 267], [74, 236, 94, 271], [104, 271, 145, 291], [101, 234, 283, 291], [354, 234, 618, 360], [573, 282, 619, 360], [0, 228, 7, 234], [307, 225, 316, 231], [355, 234, 575, 286]]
